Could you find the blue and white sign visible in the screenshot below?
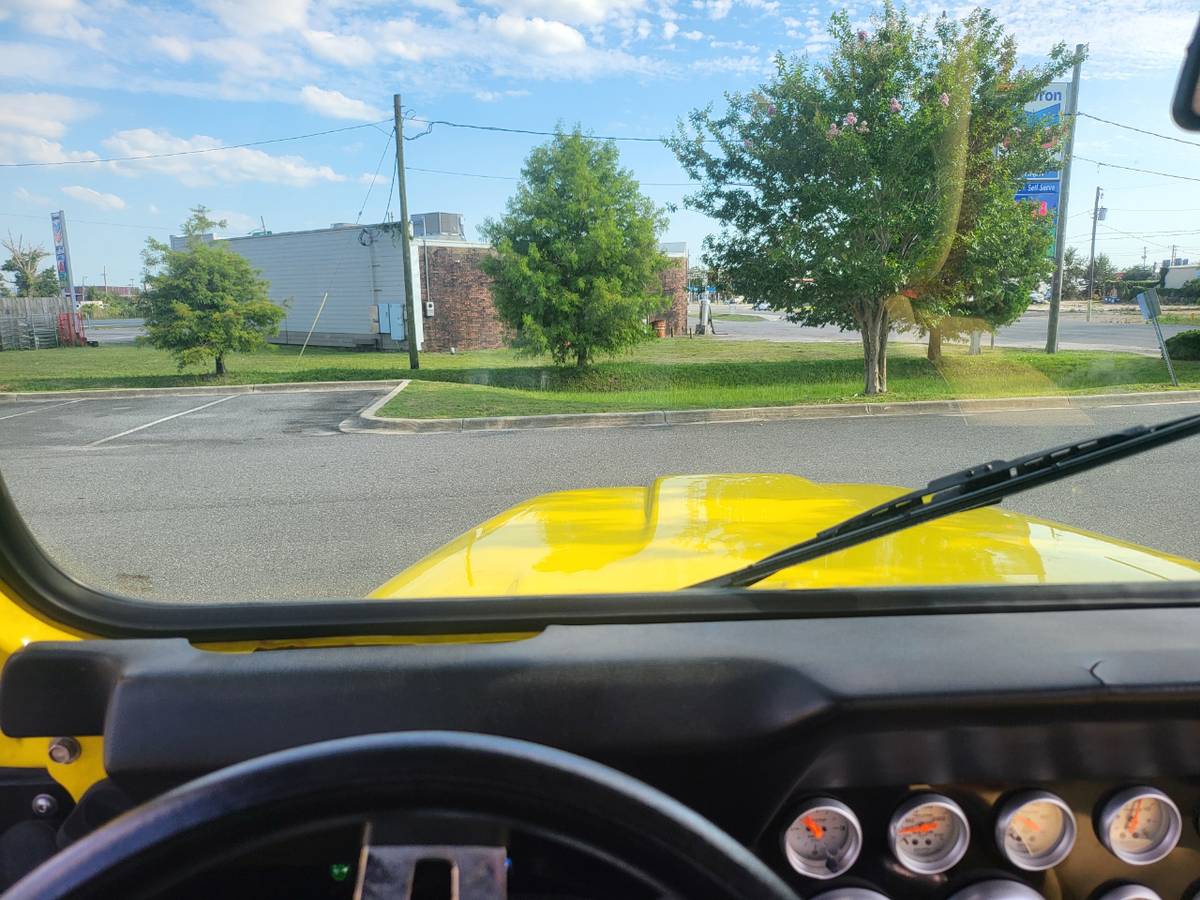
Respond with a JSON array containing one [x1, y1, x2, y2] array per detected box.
[[1017, 82, 1072, 258]]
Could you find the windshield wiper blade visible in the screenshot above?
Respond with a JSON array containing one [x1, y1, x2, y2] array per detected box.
[[687, 410, 1200, 590]]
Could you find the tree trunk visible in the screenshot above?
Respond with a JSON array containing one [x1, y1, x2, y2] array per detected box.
[[927, 326, 942, 363], [859, 309, 888, 396], [876, 313, 889, 393], [214, 353, 226, 376], [575, 347, 588, 369]]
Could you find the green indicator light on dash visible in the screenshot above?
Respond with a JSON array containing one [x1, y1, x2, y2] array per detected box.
[[330, 863, 351, 882]]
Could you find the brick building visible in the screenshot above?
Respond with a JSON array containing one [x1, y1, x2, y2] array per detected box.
[[200, 217, 687, 352]]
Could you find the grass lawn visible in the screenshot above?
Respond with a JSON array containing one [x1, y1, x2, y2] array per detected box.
[[2, 340, 1195, 419]]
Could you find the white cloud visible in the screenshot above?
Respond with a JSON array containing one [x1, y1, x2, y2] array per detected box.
[[62, 185, 125, 210], [681, 28, 703, 39], [482, 14, 588, 55], [473, 88, 532, 101], [148, 203, 160, 214], [479, 0, 646, 26], [101, 129, 346, 187], [208, 0, 308, 35], [0, 92, 94, 139], [0, 133, 98, 165], [662, 20, 678, 39], [211, 210, 261, 235], [410, 0, 466, 17], [303, 29, 375, 65], [299, 85, 385, 120], [14, 186, 52, 206], [0, 0, 103, 49], [150, 35, 192, 63]]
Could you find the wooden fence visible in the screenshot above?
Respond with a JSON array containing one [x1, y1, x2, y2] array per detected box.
[[0, 296, 73, 351]]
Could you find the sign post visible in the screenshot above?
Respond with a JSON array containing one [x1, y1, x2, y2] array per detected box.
[[1032, 46, 1084, 354], [1137, 288, 1178, 387], [49, 211, 77, 307]]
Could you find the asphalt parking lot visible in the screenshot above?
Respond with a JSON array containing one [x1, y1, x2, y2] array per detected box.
[[2, 386, 1199, 603]]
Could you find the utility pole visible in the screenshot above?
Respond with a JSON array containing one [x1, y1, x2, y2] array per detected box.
[[1142, 246, 1147, 268], [102, 266, 107, 295], [1085, 186, 1102, 322], [1046, 44, 1085, 353], [393, 94, 419, 370]]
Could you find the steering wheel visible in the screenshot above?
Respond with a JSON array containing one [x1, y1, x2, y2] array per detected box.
[[4, 731, 797, 900]]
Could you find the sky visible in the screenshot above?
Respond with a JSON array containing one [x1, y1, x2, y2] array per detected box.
[[1, 0, 1198, 289]]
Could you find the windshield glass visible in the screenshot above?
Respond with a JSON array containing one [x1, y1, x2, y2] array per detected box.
[[2, 1, 1200, 605]]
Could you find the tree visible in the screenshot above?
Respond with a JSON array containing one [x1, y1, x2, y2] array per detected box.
[[1121, 264, 1156, 282], [671, 5, 978, 394], [1062, 247, 1086, 299], [481, 129, 669, 368], [32, 268, 60, 297], [2, 234, 50, 297], [141, 207, 284, 376], [910, 11, 1073, 360], [1088, 252, 1116, 298]]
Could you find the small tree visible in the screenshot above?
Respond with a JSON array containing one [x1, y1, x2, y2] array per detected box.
[[141, 207, 284, 376], [481, 129, 669, 368], [2, 234, 50, 297], [33, 268, 60, 297]]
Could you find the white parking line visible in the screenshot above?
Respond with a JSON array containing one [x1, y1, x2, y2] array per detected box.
[[0, 399, 85, 421], [87, 395, 239, 447]]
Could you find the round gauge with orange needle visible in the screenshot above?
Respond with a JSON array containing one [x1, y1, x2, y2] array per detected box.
[[994, 790, 1076, 870], [1097, 786, 1181, 865], [782, 798, 863, 879], [888, 793, 971, 874]]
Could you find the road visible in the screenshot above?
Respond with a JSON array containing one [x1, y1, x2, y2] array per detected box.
[[706, 308, 1191, 354], [2, 388, 1198, 603], [85, 318, 145, 344]]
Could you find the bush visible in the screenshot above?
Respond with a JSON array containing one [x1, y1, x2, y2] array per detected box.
[[1164, 329, 1200, 360]]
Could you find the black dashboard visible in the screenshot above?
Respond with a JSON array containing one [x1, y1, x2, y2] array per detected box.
[[5, 605, 1200, 898]]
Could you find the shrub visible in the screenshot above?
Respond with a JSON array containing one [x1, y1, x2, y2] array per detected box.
[[1164, 329, 1200, 360]]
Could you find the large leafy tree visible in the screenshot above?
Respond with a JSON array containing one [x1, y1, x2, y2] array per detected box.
[[913, 11, 1074, 360], [671, 5, 973, 394], [481, 129, 669, 368], [141, 206, 284, 375]]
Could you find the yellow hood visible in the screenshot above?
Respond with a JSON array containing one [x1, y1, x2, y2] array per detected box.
[[370, 474, 1200, 598]]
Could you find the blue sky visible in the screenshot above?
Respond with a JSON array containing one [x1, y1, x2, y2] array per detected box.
[[1, 0, 1198, 288]]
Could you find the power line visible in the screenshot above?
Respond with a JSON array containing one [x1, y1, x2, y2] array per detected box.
[[1078, 111, 1200, 149], [1073, 155, 1200, 184], [356, 128, 395, 222], [405, 164, 701, 187], [406, 117, 683, 144], [0, 210, 171, 231], [0, 119, 392, 168]]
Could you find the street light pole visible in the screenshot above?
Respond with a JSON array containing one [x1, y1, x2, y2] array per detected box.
[[1085, 186, 1102, 322]]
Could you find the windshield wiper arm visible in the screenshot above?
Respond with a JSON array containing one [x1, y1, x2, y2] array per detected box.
[[687, 410, 1200, 590]]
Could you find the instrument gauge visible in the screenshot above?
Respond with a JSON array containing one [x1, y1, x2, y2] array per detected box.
[[994, 790, 1076, 871], [888, 793, 970, 874], [782, 797, 862, 879], [948, 880, 1043, 900], [1096, 787, 1181, 865]]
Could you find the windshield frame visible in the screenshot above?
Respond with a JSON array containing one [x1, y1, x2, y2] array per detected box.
[[4, 474, 1200, 642]]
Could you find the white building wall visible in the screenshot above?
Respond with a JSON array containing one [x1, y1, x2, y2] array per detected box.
[[221, 225, 422, 349], [1164, 265, 1200, 291]]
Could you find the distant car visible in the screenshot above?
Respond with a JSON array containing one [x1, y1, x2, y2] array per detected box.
[[1028, 290, 1048, 304], [752, 301, 771, 311], [1102, 295, 1121, 304]]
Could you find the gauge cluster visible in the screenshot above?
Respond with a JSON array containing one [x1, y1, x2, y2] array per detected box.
[[773, 782, 1200, 899]]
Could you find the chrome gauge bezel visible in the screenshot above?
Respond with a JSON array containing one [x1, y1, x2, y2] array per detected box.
[[1096, 786, 1182, 865], [993, 790, 1076, 871], [1092, 886, 1164, 900], [810, 890, 889, 900], [887, 792, 970, 875], [781, 796, 863, 880]]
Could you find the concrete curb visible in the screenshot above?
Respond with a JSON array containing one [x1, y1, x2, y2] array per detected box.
[[340, 388, 1200, 435], [0, 379, 403, 402]]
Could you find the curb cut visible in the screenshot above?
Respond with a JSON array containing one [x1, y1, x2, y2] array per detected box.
[[0, 380, 403, 402], [340, 388, 1200, 435]]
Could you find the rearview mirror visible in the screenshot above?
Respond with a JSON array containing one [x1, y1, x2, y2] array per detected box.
[[1173, 17, 1200, 130]]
